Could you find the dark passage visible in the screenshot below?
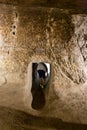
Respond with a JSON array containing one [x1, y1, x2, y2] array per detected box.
[[31, 85, 46, 110], [31, 62, 50, 110]]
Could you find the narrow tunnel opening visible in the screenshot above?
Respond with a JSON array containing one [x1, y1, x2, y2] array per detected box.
[[13, 32, 15, 35], [31, 62, 50, 110]]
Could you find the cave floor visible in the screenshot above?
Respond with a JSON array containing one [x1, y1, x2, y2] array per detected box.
[[0, 106, 86, 130]]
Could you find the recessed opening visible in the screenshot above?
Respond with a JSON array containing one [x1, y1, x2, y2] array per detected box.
[[13, 32, 15, 35], [15, 12, 18, 18], [31, 62, 51, 110], [13, 25, 16, 29]]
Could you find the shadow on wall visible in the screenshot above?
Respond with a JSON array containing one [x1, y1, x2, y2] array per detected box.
[[31, 62, 51, 110]]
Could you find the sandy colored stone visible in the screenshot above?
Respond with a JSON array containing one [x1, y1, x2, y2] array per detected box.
[[0, 4, 87, 125]]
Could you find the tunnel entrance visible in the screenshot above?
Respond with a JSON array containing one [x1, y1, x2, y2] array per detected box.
[[31, 62, 50, 110]]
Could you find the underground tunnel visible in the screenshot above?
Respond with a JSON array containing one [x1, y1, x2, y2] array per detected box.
[[0, 0, 87, 130], [31, 62, 50, 110]]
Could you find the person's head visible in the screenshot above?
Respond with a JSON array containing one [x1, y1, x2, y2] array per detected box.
[[37, 63, 48, 85], [38, 63, 48, 77]]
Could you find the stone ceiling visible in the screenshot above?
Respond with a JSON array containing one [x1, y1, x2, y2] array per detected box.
[[0, 0, 87, 9], [0, 0, 86, 14]]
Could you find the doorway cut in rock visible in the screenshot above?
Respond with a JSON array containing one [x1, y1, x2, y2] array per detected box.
[[31, 62, 51, 110]]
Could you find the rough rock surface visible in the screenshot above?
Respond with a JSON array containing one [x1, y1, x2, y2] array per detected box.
[[0, 106, 87, 130], [0, 4, 87, 125]]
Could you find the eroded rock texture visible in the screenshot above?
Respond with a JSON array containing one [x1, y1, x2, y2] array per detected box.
[[0, 4, 87, 125]]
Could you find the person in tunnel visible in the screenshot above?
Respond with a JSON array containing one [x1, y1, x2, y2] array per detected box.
[[37, 62, 48, 89], [31, 62, 48, 110], [37, 69, 45, 88]]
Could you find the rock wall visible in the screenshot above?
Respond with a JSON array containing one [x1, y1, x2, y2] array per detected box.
[[0, 4, 87, 124]]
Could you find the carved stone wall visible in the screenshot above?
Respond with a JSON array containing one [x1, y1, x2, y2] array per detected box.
[[0, 5, 87, 124]]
